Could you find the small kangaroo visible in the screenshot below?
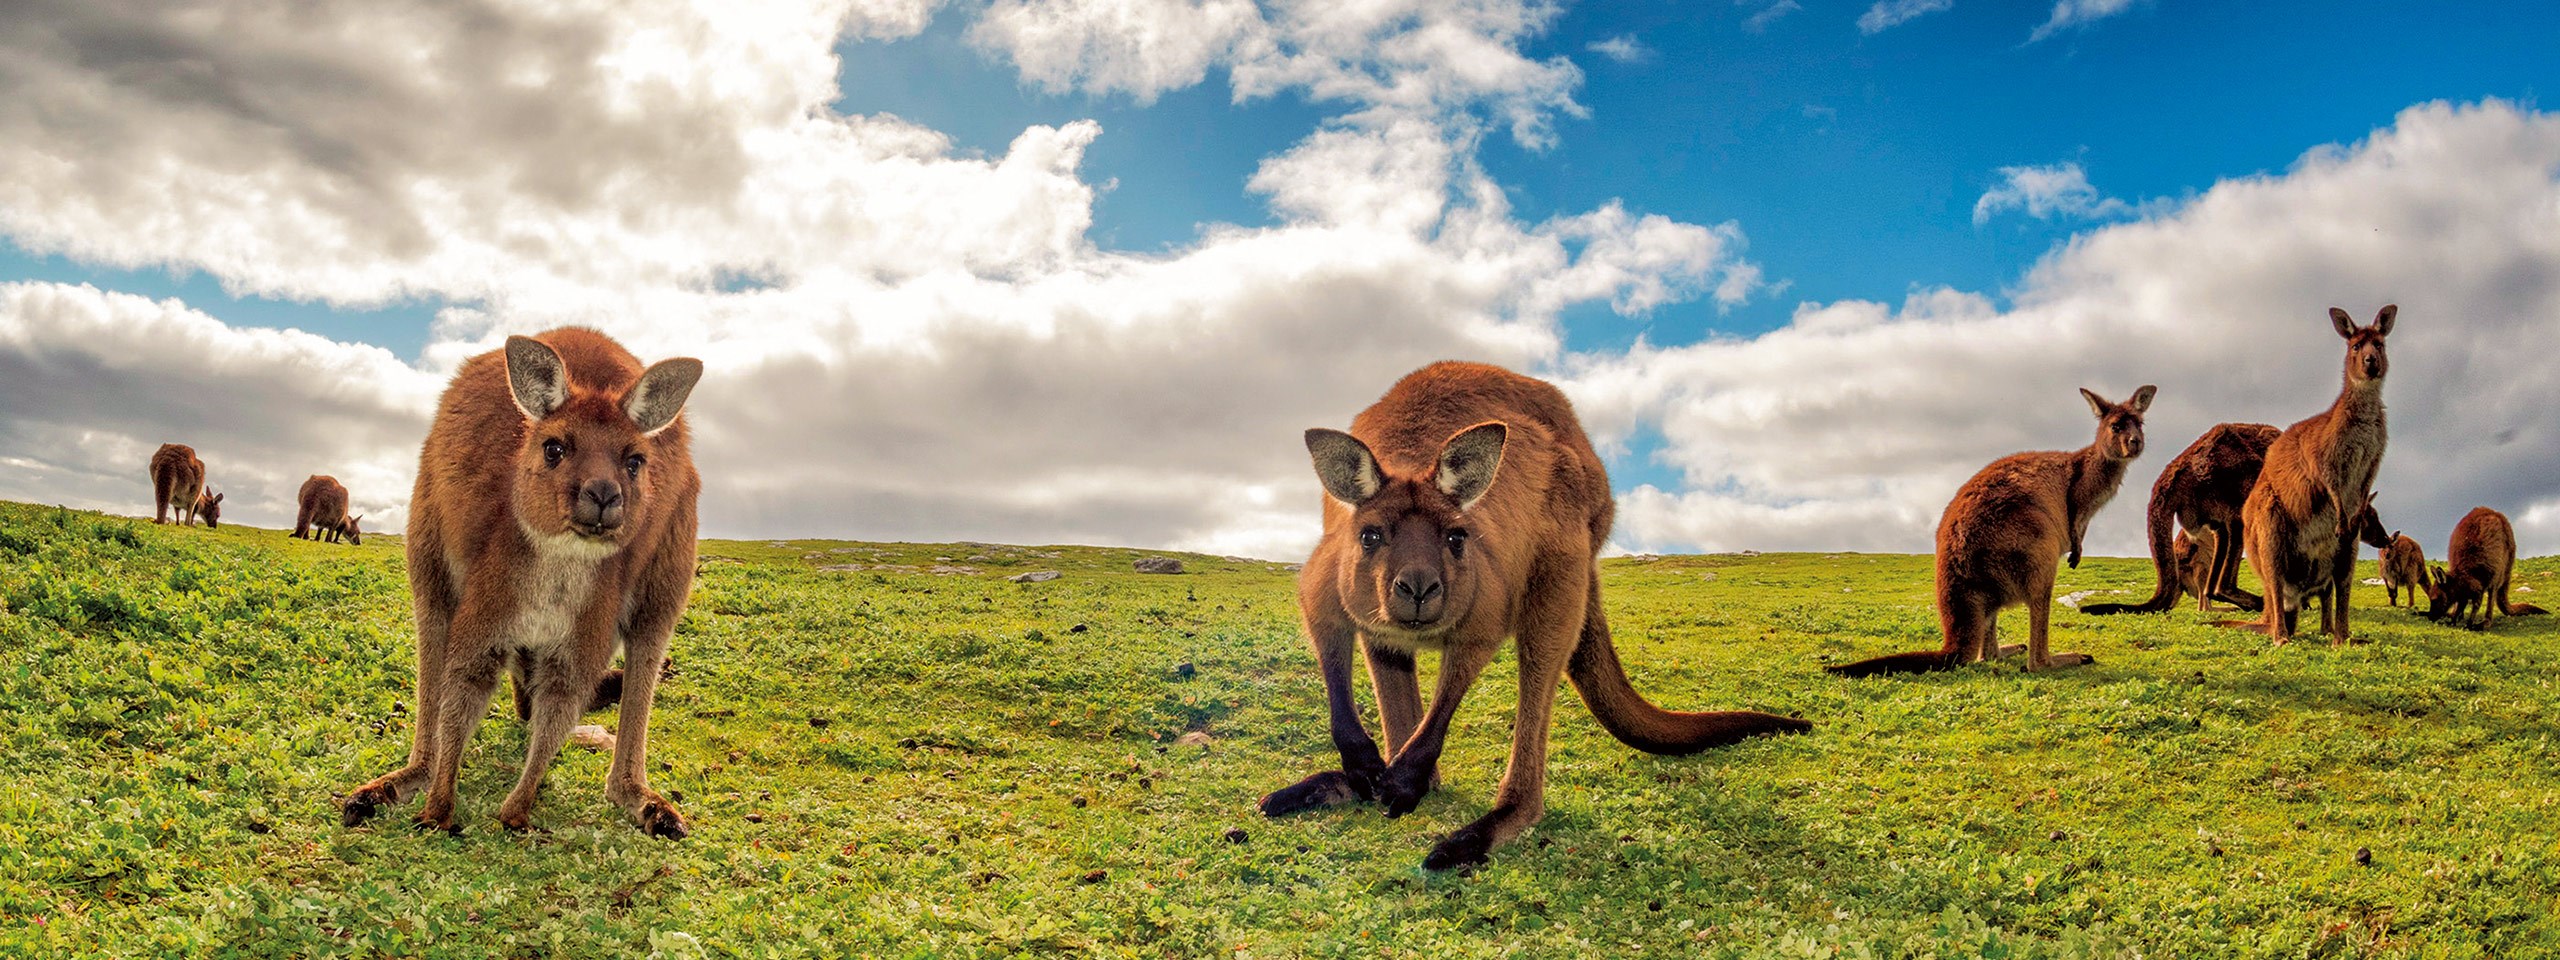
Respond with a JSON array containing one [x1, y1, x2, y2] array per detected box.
[[294, 475, 364, 545], [2221, 306, 2393, 646], [1261, 361, 1809, 870], [1829, 385, 2153, 678], [343, 328, 703, 837], [148, 444, 222, 528], [2079, 422, 2280, 615], [2423, 507, 2547, 629], [2380, 531, 2428, 607]]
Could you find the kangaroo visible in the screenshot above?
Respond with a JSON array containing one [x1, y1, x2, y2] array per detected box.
[[294, 475, 364, 545], [2220, 306, 2393, 646], [1829, 386, 2153, 678], [342, 328, 703, 837], [1259, 361, 1809, 870], [2380, 531, 2428, 607], [2423, 507, 2547, 629], [148, 444, 222, 528], [2079, 422, 2280, 615]]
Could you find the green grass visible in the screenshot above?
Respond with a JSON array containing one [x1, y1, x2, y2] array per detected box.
[[3, 499, 2559, 957]]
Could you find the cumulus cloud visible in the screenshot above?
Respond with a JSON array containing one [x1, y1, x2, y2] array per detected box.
[[1561, 100, 2560, 558], [2029, 0, 2140, 43], [1741, 0, 1803, 33], [968, 0, 1259, 103], [1857, 0, 1953, 35], [1586, 35, 1649, 63], [1972, 161, 2137, 226]]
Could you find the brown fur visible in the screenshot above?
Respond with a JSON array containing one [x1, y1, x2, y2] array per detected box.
[[148, 443, 221, 528], [2380, 532, 2428, 607], [2424, 507, 2546, 628], [2221, 306, 2394, 646], [2079, 422, 2280, 615], [342, 328, 704, 837], [1260, 361, 1809, 870], [294, 475, 364, 545], [1829, 385, 2154, 678]]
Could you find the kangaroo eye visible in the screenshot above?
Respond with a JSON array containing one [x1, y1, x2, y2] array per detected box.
[[1358, 527, 1384, 553], [541, 439, 566, 467], [624, 454, 646, 478], [1445, 529, 1469, 556]]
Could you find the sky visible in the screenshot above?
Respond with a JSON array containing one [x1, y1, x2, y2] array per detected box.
[[1, 0, 2555, 561]]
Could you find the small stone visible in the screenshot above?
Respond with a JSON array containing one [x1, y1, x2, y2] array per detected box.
[[1070, 623, 1089, 633], [2049, 830, 2066, 842], [1174, 731, 1214, 747], [1079, 869, 1107, 884], [1133, 557, 1186, 574], [1009, 570, 1062, 583], [2355, 847, 2372, 866], [2209, 844, 2225, 858], [1173, 662, 1196, 679], [1071, 796, 1088, 809], [743, 813, 764, 824], [808, 716, 830, 728], [1223, 827, 1248, 845]]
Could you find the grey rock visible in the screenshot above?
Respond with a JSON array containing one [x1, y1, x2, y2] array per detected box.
[[1009, 570, 1063, 583], [1133, 557, 1186, 574]]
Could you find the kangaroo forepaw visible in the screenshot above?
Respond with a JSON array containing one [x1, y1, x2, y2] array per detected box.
[[1259, 770, 1366, 817], [1423, 823, 1496, 872], [1378, 766, 1434, 819], [341, 787, 390, 828]]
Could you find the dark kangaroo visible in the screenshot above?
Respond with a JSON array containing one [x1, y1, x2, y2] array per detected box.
[[2079, 422, 2280, 615], [2423, 507, 2547, 629], [2380, 531, 2428, 607], [148, 443, 222, 528], [1829, 385, 2153, 677], [2221, 306, 2393, 646], [294, 475, 364, 545], [342, 328, 703, 837], [1260, 361, 1809, 870]]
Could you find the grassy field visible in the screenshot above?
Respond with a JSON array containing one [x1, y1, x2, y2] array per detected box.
[[3, 498, 2559, 957]]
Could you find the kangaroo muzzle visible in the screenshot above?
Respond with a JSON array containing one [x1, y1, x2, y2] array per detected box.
[[1390, 568, 1445, 625], [573, 479, 626, 533]]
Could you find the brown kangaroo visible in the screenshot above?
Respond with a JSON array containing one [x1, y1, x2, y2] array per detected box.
[[2380, 531, 2428, 607], [2221, 305, 2393, 646], [342, 328, 703, 838], [2423, 507, 2547, 629], [294, 475, 364, 545], [1260, 361, 1809, 870], [1829, 385, 2154, 678], [148, 444, 222, 528], [2079, 422, 2280, 615]]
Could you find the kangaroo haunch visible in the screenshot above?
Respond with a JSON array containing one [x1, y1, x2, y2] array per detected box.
[[1260, 361, 1810, 871], [342, 327, 704, 838], [1828, 385, 2154, 678], [2220, 305, 2395, 646]]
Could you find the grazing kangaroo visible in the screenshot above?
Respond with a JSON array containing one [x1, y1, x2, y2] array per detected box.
[[294, 475, 364, 545], [2079, 422, 2280, 615], [1260, 361, 1809, 870], [148, 444, 222, 528], [342, 328, 703, 838], [2423, 507, 2547, 629], [2380, 531, 2428, 607], [1828, 385, 2154, 678], [2221, 306, 2394, 646]]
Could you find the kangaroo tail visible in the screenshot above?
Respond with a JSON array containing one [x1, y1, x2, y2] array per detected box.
[[2082, 493, 2180, 616], [2506, 603, 2549, 616], [1823, 650, 1958, 678], [1570, 576, 1809, 754]]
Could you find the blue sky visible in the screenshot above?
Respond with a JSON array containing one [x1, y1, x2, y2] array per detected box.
[[2, 0, 2555, 556]]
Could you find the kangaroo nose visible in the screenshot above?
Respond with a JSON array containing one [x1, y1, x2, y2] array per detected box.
[[1391, 569, 1443, 623], [575, 480, 625, 530]]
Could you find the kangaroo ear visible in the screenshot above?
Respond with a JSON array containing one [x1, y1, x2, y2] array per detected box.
[[505, 336, 571, 420], [625, 357, 705, 436], [2328, 307, 2356, 339], [1435, 422, 1508, 512], [2372, 303, 2396, 336], [1305, 429, 1384, 506], [210, 492, 224, 504], [2126, 384, 2157, 414], [2079, 388, 2107, 418]]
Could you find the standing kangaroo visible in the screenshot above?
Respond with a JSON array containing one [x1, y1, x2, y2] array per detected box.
[[2423, 507, 2547, 629], [342, 328, 703, 837], [148, 443, 222, 528], [294, 475, 364, 545], [2380, 531, 2428, 607], [2221, 306, 2393, 646], [2079, 422, 2280, 615], [1260, 361, 1809, 870], [1828, 386, 2154, 678]]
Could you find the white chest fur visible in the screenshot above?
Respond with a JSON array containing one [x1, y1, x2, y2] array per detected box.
[[500, 534, 616, 653]]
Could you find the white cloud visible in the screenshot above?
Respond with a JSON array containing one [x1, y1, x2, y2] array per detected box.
[[1857, 0, 1953, 35], [1972, 161, 2136, 226], [1562, 100, 2560, 558], [1586, 34, 1649, 63], [1741, 0, 1803, 33], [843, 0, 953, 40], [968, 0, 1259, 103], [2029, 0, 2140, 43]]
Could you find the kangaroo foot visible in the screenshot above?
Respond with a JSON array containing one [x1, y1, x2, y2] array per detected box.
[[2028, 652, 2094, 671], [1259, 770, 1369, 817]]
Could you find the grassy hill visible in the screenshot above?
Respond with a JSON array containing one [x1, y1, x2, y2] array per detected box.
[[2, 498, 2557, 957]]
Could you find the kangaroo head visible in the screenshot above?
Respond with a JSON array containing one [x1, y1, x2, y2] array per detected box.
[[2353, 494, 2389, 550], [343, 514, 364, 546], [2328, 304, 2394, 391], [197, 490, 224, 528], [505, 335, 703, 550], [2078, 385, 2153, 461], [1305, 421, 1507, 634]]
